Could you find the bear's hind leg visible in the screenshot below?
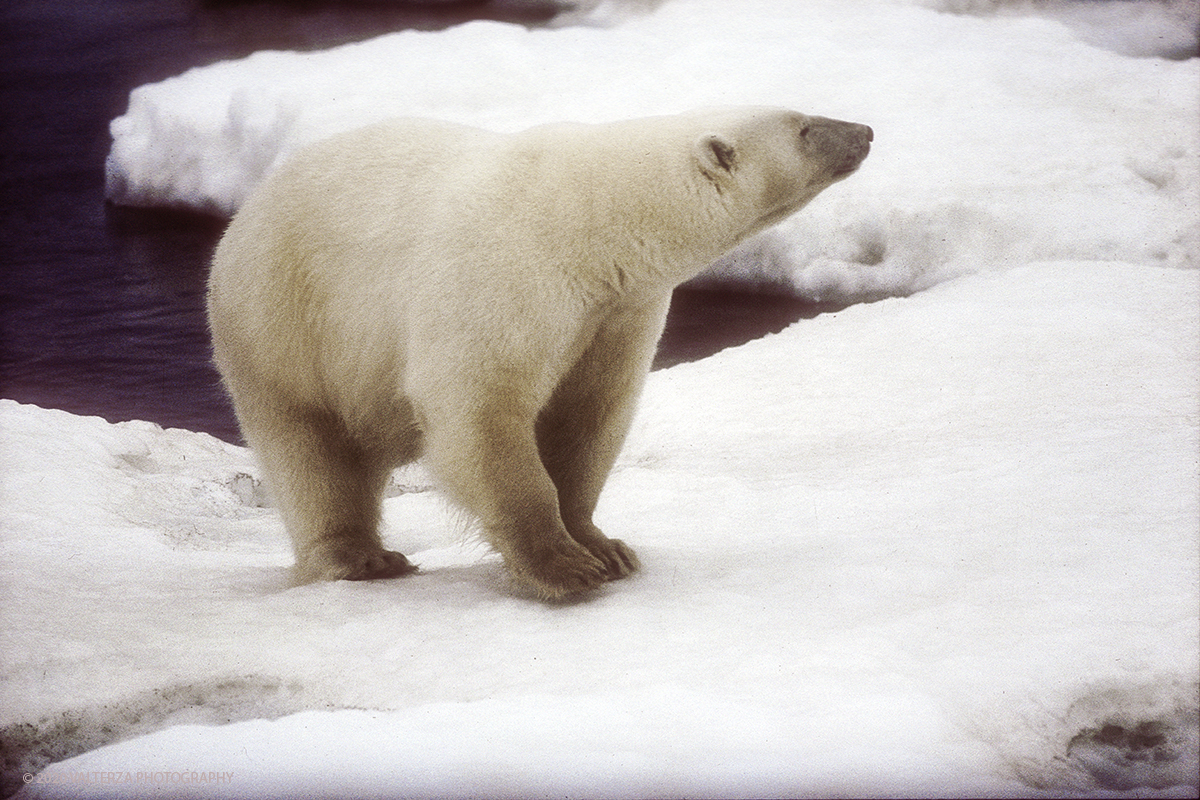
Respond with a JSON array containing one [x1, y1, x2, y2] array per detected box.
[[245, 403, 417, 583]]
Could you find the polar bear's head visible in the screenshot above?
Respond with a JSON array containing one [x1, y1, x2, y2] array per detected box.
[[691, 107, 872, 239]]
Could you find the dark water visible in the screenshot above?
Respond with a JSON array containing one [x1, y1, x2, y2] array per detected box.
[[0, 0, 830, 444]]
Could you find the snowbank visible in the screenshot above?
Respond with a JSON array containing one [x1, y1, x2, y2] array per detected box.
[[4, 262, 1197, 797], [921, 0, 1199, 60], [103, 0, 1199, 303]]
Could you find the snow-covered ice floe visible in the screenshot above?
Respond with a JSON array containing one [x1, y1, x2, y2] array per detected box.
[[5, 0, 1196, 796], [103, 0, 1198, 304], [3, 262, 1197, 798]]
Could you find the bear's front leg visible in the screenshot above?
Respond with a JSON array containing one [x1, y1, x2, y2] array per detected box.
[[421, 399, 609, 599], [536, 295, 670, 580]]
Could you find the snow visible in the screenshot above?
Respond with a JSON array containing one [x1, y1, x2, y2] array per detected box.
[[4, 262, 1197, 798], [3, 0, 1198, 797]]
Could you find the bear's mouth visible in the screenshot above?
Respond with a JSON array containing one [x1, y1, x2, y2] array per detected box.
[[827, 155, 868, 181], [830, 145, 871, 179]]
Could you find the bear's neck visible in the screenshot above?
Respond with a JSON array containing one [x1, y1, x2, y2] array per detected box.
[[500, 123, 746, 295], [572, 152, 743, 291]]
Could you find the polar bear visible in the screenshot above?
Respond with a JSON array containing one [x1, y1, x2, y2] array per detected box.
[[207, 107, 871, 599]]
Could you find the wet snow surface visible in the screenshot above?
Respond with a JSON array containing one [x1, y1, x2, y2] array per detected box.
[[3, 0, 1198, 797]]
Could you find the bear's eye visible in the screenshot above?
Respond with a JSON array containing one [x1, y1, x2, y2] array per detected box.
[[798, 125, 811, 140]]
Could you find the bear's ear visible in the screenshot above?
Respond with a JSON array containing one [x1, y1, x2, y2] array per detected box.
[[695, 133, 738, 182]]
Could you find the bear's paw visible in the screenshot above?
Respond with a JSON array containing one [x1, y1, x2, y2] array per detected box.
[[297, 544, 418, 583], [510, 538, 611, 600], [569, 523, 640, 581]]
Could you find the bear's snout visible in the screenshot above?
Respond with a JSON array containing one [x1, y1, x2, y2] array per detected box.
[[802, 117, 872, 179]]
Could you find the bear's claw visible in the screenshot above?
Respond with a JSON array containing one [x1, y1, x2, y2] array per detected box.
[[585, 537, 639, 580], [344, 550, 418, 580], [566, 524, 640, 582]]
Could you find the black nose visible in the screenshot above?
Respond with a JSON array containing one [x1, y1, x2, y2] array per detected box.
[[842, 122, 873, 150], [806, 117, 872, 153]]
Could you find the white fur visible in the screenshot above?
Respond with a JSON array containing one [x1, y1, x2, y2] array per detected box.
[[207, 107, 871, 598]]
